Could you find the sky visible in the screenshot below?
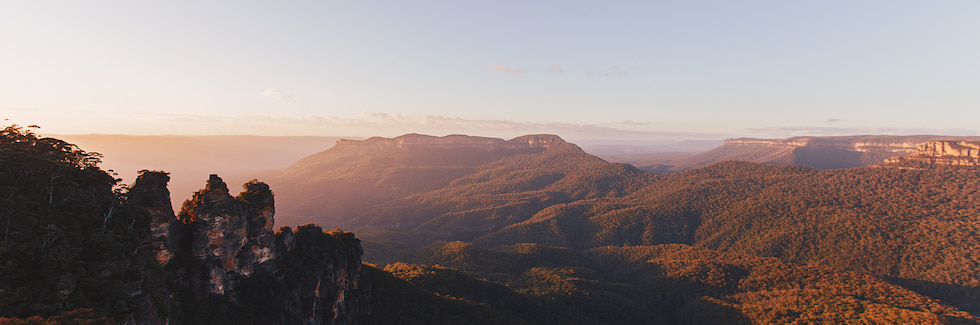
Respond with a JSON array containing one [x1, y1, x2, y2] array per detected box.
[[3, 1, 980, 142]]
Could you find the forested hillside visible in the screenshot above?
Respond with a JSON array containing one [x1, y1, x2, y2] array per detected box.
[[6, 129, 980, 323], [272, 134, 980, 321], [369, 241, 976, 324], [0, 127, 372, 324], [0, 125, 156, 323], [475, 161, 980, 312]]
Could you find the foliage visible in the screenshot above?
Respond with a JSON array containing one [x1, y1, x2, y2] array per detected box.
[[277, 132, 980, 320], [0, 308, 114, 325], [0, 125, 155, 321], [375, 241, 977, 324], [468, 161, 980, 315], [360, 265, 527, 325]]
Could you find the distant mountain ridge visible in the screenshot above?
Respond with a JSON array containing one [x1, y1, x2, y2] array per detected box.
[[333, 133, 565, 151], [7, 128, 980, 323], [263, 132, 980, 318], [637, 134, 980, 171], [266, 133, 643, 229]]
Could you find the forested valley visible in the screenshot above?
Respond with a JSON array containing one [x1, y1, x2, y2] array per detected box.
[[2, 129, 979, 324]]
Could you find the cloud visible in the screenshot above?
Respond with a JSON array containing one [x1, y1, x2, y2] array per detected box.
[[353, 113, 725, 140], [547, 64, 563, 73], [486, 64, 526, 76], [459, 56, 476, 63], [262, 88, 296, 103], [159, 112, 727, 141], [827, 118, 842, 123], [745, 126, 980, 137], [616, 120, 650, 127], [361, 112, 540, 130], [586, 65, 627, 78]]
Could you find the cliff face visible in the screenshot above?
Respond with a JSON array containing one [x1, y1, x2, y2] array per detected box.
[[333, 133, 565, 151], [128, 172, 367, 324], [274, 225, 365, 324], [666, 135, 980, 171], [129, 171, 180, 266], [884, 141, 980, 167], [175, 175, 277, 294]]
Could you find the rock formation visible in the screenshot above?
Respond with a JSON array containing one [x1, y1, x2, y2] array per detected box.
[[128, 170, 180, 265], [883, 141, 980, 167], [127, 172, 367, 324], [175, 174, 278, 294]]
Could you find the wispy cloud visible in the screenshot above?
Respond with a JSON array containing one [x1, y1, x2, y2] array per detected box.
[[616, 120, 650, 127], [262, 88, 296, 103], [745, 126, 980, 137], [547, 64, 563, 74], [586, 65, 627, 78], [159, 112, 726, 140], [459, 56, 476, 63], [361, 112, 551, 130], [486, 64, 526, 76], [827, 118, 842, 123]]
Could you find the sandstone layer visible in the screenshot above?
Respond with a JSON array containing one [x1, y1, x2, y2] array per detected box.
[[884, 141, 980, 167]]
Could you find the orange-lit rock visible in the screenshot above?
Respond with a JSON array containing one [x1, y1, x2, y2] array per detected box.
[[884, 141, 980, 167]]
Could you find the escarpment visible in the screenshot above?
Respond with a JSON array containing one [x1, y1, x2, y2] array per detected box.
[[883, 140, 980, 167], [127, 172, 367, 324], [658, 135, 980, 171], [332, 133, 566, 151]]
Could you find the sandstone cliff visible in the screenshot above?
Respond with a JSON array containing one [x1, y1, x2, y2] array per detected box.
[[883, 141, 980, 167], [127, 172, 367, 324], [657, 135, 980, 171], [333, 133, 565, 151]]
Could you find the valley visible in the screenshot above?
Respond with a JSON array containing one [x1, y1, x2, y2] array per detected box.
[[3, 129, 980, 324], [261, 133, 980, 323]]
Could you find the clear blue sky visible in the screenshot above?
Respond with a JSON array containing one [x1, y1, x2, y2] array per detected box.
[[3, 1, 979, 141]]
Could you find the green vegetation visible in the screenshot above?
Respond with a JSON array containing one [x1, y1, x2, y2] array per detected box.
[[296, 137, 980, 321], [471, 161, 980, 314], [360, 265, 527, 325], [6, 128, 980, 323], [367, 241, 976, 324], [0, 125, 155, 322]]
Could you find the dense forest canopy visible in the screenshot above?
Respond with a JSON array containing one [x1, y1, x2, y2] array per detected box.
[[0, 125, 151, 323]]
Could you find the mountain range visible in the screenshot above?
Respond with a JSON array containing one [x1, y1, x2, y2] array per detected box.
[[4, 128, 980, 323], [603, 135, 980, 172]]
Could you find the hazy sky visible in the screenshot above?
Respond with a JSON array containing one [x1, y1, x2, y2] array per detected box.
[[3, 1, 979, 141]]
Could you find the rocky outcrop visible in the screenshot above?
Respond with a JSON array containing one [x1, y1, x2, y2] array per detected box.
[[883, 141, 980, 167], [176, 174, 277, 294], [274, 225, 365, 324], [917, 141, 980, 159], [238, 180, 277, 277], [128, 170, 180, 265], [129, 172, 367, 324]]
